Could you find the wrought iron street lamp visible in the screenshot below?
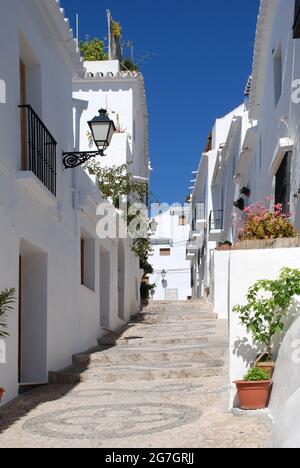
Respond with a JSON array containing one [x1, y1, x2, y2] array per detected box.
[[161, 269, 167, 280], [63, 109, 116, 169]]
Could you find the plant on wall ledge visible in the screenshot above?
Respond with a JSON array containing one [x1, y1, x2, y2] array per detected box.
[[0, 288, 16, 339], [239, 203, 298, 241], [79, 38, 108, 62], [122, 59, 139, 73]]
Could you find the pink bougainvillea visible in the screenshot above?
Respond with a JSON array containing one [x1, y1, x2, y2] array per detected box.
[[238, 202, 298, 241]]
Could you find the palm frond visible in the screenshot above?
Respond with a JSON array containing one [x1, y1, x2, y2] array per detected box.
[[0, 288, 16, 338]]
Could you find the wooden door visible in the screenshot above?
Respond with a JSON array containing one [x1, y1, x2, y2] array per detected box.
[[18, 255, 22, 383]]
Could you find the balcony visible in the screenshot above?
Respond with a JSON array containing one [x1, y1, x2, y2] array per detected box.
[[186, 240, 198, 261], [192, 202, 206, 232], [209, 210, 224, 240], [19, 105, 57, 196]]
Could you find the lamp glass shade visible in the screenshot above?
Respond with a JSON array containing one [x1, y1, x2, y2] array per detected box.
[[88, 109, 116, 151]]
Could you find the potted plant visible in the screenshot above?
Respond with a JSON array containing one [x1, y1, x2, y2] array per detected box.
[[233, 268, 300, 392], [235, 367, 272, 410], [0, 288, 16, 403], [217, 241, 233, 251], [240, 187, 251, 197], [234, 198, 245, 211]]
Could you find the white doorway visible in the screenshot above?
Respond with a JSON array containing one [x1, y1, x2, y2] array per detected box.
[[118, 240, 125, 320], [99, 246, 111, 329], [19, 240, 48, 385]]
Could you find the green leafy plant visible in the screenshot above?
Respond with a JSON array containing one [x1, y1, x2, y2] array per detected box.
[[239, 203, 298, 241], [86, 162, 148, 209], [0, 289, 16, 338], [122, 59, 139, 72], [233, 268, 300, 358], [244, 367, 271, 382], [86, 162, 153, 284], [79, 38, 108, 61], [140, 281, 155, 301]]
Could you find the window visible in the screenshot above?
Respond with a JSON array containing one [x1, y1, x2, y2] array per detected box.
[[293, 0, 300, 38], [179, 215, 187, 226], [275, 152, 292, 214], [160, 248, 171, 257], [80, 233, 96, 290], [274, 46, 283, 106]]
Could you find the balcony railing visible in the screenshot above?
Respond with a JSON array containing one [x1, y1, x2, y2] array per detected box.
[[209, 210, 224, 232], [19, 105, 57, 196]]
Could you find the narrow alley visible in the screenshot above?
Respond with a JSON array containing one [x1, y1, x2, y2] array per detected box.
[[0, 302, 271, 448]]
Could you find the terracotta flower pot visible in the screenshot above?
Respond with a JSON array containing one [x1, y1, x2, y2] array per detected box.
[[0, 387, 5, 402], [257, 361, 275, 378], [235, 380, 272, 410]]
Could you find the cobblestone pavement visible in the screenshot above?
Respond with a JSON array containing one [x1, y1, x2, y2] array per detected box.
[[0, 302, 272, 448]]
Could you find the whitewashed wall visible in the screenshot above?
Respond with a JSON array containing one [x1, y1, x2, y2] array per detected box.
[[211, 248, 300, 413], [73, 61, 149, 181], [0, 0, 142, 406]]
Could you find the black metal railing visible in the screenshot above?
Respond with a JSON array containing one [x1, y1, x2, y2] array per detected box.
[[19, 105, 57, 196], [209, 210, 224, 232]]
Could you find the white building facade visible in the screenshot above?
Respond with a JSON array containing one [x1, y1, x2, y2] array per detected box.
[[73, 60, 149, 181], [149, 207, 191, 301], [0, 0, 146, 406], [187, 0, 300, 446]]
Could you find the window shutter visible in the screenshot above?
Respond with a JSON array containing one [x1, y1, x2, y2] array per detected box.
[[293, 0, 300, 38]]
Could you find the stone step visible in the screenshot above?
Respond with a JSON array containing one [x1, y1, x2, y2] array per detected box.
[[73, 344, 227, 366], [97, 334, 226, 348], [140, 313, 218, 321], [49, 359, 225, 385]]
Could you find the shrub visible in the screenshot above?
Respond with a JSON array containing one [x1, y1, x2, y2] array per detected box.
[[233, 268, 300, 357], [140, 282, 155, 301], [244, 367, 270, 382], [79, 38, 108, 62], [122, 59, 139, 72], [239, 203, 298, 241]]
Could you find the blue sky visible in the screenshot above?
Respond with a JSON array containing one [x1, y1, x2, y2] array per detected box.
[[61, 0, 260, 204]]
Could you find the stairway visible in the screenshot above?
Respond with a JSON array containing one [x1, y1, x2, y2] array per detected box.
[[49, 301, 228, 385]]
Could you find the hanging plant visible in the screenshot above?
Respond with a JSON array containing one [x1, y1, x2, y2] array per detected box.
[[240, 187, 251, 197], [234, 198, 245, 211]]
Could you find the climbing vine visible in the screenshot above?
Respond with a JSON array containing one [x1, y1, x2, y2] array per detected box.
[[86, 162, 153, 277]]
